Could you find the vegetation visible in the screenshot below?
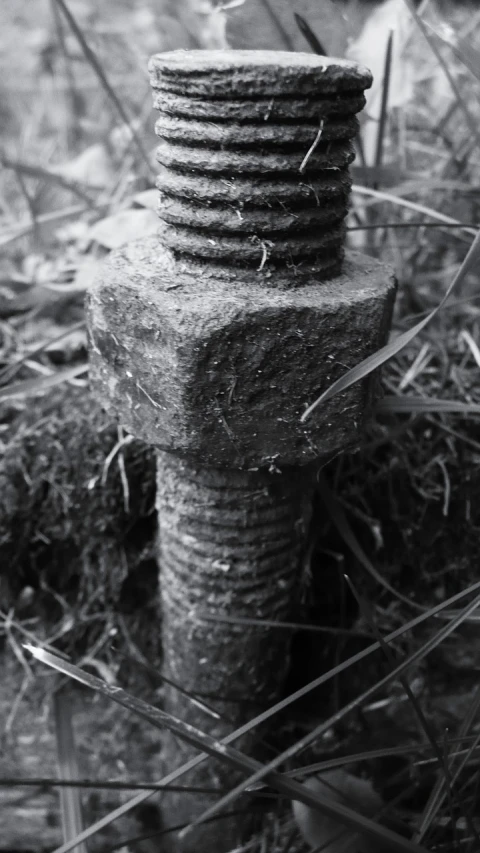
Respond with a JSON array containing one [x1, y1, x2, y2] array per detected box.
[[1, 1, 480, 851]]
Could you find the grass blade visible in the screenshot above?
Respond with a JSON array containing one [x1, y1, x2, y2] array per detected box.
[[289, 735, 480, 779], [415, 687, 480, 843], [53, 0, 153, 176], [374, 30, 394, 174], [111, 640, 267, 712], [0, 363, 88, 400], [53, 690, 87, 853], [12, 168, 39, 247], [0, 320, 86, 383], [292, 12, 370, 181], [294, 13, 327, 55], [377, 396, 480, 414], [348, 220, 479, 233], [24, 645, 428, 853], [301, 228, 480, 421], [345, 575, 479, 847], [51, 0, 80, 144], [0, 203, 103, 248], [101, 810, 254, 853], [352, 185, 478, 237], [25, 579, 480, 853], [177, 591, 480, 838], [0, 777, 236, 794], [317, 472, 426, 610], [196, 612, 370, 638]]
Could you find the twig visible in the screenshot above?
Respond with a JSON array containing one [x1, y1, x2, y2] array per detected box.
[[299, 120, 324, 173], [53, 0, 154, 177], [1, 153, 97, 205]]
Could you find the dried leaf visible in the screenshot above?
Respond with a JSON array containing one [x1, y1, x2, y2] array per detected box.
[[87, 208, 159, 250], [70, 259, 101, 293], [293, 770, 384, 853], [56, 144, 115, 190], [131, 188, 158, 210]]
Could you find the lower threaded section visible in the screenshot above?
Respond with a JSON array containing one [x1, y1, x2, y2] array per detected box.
[[157, 453, 315, 718], [156, 452, 315, 849]]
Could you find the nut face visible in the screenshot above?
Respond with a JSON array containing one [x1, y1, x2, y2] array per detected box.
[[87, 237, 396, 468]]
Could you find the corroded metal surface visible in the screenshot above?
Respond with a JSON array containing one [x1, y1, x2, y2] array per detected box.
[[87, 49, 395, 852], [149, 49, 371, 274], [87, 240, 396, 468]]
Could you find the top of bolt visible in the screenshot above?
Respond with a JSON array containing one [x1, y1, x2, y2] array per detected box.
[[148, 49, 372, 279], [148, 49, 372, 98]]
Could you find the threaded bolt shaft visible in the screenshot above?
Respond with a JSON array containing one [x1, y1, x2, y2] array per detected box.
[[156, 453, 314, 847], [157, 453, 314, 722], [144, 50, 374, 848], [149, 49, 371, 278], [87, 49, 394, 853]]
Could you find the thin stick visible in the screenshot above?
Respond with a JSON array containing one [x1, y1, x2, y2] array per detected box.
[[294, 13, 327, 55], [53, 0, 153, 177]]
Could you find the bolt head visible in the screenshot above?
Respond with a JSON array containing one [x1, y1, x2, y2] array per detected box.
[[87, 237, 396, 467]]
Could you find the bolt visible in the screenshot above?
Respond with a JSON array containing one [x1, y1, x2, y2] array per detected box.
[[87, 50, 396, 851]]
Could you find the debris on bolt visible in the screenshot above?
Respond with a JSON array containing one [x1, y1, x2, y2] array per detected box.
[[149, 49, 372, 277]]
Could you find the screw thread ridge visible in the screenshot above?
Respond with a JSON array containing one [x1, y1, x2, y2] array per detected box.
[[156, 452, 315, 700], [149, 50, 371, 278]]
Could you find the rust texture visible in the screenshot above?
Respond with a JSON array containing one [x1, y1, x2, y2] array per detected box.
[[87, 49, 395, 850], [157, 455, 315, 722], [156, 454, 315, 845], [150, 50, 372, 277], [87, 241, 395, 469]]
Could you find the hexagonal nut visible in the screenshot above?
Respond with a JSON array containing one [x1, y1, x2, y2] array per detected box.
[[87, 237, 396, 468]]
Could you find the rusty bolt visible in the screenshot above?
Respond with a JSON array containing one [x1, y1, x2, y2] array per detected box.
[[87, 50, 396, 850]]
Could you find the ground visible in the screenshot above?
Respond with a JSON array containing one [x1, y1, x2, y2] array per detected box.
[[1, 1, 480, 851]]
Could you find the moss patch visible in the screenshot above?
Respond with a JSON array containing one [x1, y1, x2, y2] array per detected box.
[[0, 384, 157, 661]]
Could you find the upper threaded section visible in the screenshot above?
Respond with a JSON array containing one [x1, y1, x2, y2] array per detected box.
[[149, 50, 371, 280]]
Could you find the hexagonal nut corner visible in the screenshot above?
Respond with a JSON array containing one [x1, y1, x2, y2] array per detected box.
[[87, 236, 396, 468]]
